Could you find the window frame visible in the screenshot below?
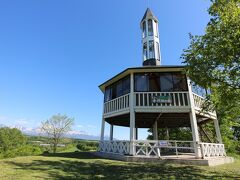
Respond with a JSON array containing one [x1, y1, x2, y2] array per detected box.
[[148, 19, 153, 36]]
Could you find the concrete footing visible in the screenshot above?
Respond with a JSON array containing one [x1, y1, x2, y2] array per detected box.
[[93, 152, 234, 166]]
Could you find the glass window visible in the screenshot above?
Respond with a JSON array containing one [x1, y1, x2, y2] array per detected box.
[[172, 74, 188, 91], [122, 76, 130, 94], [143, 21, 147, 38], [160, 74, 173, 92], [111, 85, 116, 99], [156, 42, 160, 60], [104, 76, 131, 102], [116, 80, 123, 97], [134, 74, 149, 92], [148, 19, 153, 36], [154, 20, 158, 37], [104, 87, 112, 102], [149, 41, 155, 59], [149, 73, 160, 91], [143, 43, 147, 60]]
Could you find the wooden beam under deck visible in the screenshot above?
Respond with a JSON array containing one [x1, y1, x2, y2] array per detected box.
[[105, 112, 192, 128]]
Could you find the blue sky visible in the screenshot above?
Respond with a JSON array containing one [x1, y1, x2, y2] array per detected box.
[[0, 0, 211, 139]]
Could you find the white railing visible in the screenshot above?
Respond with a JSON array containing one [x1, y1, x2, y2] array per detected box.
[[193, 93, 216, 115], [134, 140, 195, 157], [104, 93, 130, 114], [200, 142, 226, 159], [99, 140, 227, 159], [193, 93, 205, 110], [134, 92, 190, 107], [98, 141, 130, 155]]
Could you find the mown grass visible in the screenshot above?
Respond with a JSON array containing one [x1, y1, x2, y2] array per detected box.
[[0, 152, 240, 180]]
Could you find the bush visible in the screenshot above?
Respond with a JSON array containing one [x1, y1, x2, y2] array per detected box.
[[0, 127, 43, 159], [0, 127, 26, 152], [76, 141, 98, 151]]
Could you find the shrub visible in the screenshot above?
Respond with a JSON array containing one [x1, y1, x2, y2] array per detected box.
[[0, 127, 26, 152], [76, 141, 98, 151], [0, 127, 43, 158]]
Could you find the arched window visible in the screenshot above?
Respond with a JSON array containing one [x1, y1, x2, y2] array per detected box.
[[143, 43, 147, 60], [149, 41, 154, 59], [143, 21, 147, 38], [148, 19, 153, 36]]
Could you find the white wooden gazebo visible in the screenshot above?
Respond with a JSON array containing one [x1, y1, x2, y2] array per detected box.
[[97, 8, 226, 160]]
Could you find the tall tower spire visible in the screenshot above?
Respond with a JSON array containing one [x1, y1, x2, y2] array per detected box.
[[141, 8, 161, 66]]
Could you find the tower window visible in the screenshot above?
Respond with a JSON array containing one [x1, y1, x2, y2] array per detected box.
[[148, 19, 153, 36], [143, 43, 147, 60], [154, 20, 158, 37], [156, 42, 160, 60], [143, 21, 147, 38], [149, 41, 155, 59]]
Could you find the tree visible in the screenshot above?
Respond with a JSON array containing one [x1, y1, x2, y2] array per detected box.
[[41, 114, 74, 153], [0, 127, 26, 152], [147, 127, 192, 141], [181, 0, 240, 152]]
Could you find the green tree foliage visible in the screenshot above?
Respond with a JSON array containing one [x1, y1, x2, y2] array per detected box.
[[182, 0, 240, 90], [0, 127, 26, 152], [147, 128, 192, 141], [41, 114, 74, 153], [182, 0, 240, 152], [76, 141, 98, 151], [0, 127, 42, 158]]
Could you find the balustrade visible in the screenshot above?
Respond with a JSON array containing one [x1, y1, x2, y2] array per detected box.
[[104, 94, 130, 114], [200, 142, 226, 159], [135, 92, 190, 107]]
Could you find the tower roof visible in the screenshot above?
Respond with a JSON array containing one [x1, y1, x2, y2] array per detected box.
[[141, 8, 158, 23]]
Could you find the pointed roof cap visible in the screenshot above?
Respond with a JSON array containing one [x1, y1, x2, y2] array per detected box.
[[141, 8, 158, 23]]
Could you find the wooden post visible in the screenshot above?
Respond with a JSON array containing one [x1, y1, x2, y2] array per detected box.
[[213, 118, 222, 143], [187, 78, 201, 158], [135, 128, 138, 140], [100, 117, 105, 141], [153, 120, 158, 140], [129, 73, 136, 155], [110, 124, 113, 141], [166, 127, 169, 140]]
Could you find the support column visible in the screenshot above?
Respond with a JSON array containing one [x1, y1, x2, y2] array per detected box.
[[129, 73, 136, 155], [110, 124, 113, 141], [213, 118, 222, 143], [166, 127, 169, 140], [153, 120, 158, 140], [100, 117, 105, 141], [135, 128, 138, 140], [187, 78, 201, 158]]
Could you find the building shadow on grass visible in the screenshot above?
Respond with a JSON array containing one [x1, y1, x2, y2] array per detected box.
[[6, 152, 240, 179], [43, 151, 99, 160]]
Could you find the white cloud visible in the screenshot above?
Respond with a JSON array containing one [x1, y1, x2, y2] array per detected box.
[[0, 116, 8, 121], [15, 118, 28, 125], [86, 125, 96, 128]]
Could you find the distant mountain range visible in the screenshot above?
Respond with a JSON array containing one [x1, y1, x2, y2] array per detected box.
[[0, 124, 108, 140]]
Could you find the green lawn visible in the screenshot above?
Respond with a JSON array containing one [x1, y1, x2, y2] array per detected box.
[[0, 152, 240, 179]]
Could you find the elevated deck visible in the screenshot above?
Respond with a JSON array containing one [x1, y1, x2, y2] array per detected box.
[[103, 92, 216, 127]]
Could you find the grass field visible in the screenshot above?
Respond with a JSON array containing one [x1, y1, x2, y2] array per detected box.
[[0, 152, 240, 179]]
